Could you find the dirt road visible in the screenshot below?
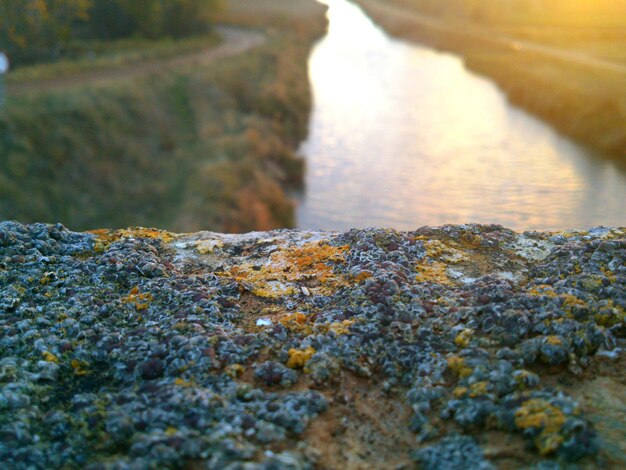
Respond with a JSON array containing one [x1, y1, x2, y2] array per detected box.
[[357, 0, 626, 75], [8, 27, 265, 96]]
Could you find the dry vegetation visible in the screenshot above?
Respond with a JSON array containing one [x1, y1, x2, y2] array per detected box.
[[356, 0, 626, 159], [0, 0, 328, 232]]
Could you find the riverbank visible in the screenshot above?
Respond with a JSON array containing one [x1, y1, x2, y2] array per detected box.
[[0, 0, 327, 232], [354, 0, 626, 160], [0, 221, 624, 468]]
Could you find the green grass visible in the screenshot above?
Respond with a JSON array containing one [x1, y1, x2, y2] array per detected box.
[[0, 0, 328, 232], [7, 33, 221, 84]]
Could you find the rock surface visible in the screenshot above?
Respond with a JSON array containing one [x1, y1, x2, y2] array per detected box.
[[0, 221, 625, 469]]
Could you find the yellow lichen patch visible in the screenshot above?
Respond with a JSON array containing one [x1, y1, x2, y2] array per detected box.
[[536, 433, 565, 455], [419, 239, 446, 258], [325, 319, 355, 336], [421, 239, 469, 264], [415, 262, 451, 285], [225, 364, 245, 379], [71, 359, 90, 376], [122, 287, 153, 311], [545, 335, 562, 346], [286, 347, 316, 369], [469, 381, 489, 398], [454, 329, 474, 348], [195, 239, 224, 254], [447, 355, 472, 378], [514, 370, 536, 389], [42, 351, 59, 363], [560, 294, 587, 310], [458, 232, 484, 249], [515, 399, 566, 455], [90, 227, 177, 252], [174, 378, 194, 387], [252, 281, 297, 299], [226, 242, 349, 299], [527, 285, 558, 298], [165, 427, 178, 436], [453, 386, 468, 398], [515, 399, 566, 431], [40, 272, 57, 285], [600, 266, 617, 284], [595, 302, 626, 327]]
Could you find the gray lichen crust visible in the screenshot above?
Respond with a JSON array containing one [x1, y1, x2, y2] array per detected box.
[[0, 222, 625, 469]]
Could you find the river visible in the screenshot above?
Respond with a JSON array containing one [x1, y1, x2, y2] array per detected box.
[[296, 0, 626, 231]]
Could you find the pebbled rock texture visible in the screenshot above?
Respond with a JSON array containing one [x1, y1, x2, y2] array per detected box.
[[0, 222, 625, 469]]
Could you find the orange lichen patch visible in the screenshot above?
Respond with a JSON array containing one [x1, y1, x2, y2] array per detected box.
[[527, 285, 558, 298], [415, 261, 451, 285], [90, 227, 177, 252], [122, 286, 153, 311], [226, 364, 245, 379], [454, 329, 473, 348], [71, 359, 90, 376], [285, 243, 348, 280], [227, 242, 349, 299], [277, 314, 354, 337], [447, 355, 472, 378], [287, 347, 316, 369], [279, 312, 313, 334], [515, 399, 567, 455], [42, 351, 59, 363], [353, 270, 373, 284]]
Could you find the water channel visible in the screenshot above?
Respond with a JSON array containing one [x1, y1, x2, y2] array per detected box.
[[296, 0, 626, 231]]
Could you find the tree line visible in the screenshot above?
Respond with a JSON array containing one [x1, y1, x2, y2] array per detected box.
[[0, 0, 222, 66]]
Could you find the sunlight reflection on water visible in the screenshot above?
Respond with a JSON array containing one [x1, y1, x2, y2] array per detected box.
[[296, 0, 626, 231]]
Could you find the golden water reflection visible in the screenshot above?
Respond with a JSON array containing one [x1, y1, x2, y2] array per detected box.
[[297, 0, 626, 231]]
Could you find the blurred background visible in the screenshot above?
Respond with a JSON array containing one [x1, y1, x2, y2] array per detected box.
[[0, 0, 625, 232]]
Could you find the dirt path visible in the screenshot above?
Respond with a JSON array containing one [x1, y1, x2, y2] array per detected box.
[[7, 26, 265, 96], [358, 0, 626, 75]]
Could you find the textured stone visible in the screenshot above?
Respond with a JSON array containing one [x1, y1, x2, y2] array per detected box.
[[0, 222, 624, 468]]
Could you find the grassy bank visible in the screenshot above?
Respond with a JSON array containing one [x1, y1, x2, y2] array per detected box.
[[0, 0, 327, 232], [355, 0, 626, 159]]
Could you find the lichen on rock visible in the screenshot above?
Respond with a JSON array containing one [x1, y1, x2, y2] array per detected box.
[[0, 221, 625, 468]]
